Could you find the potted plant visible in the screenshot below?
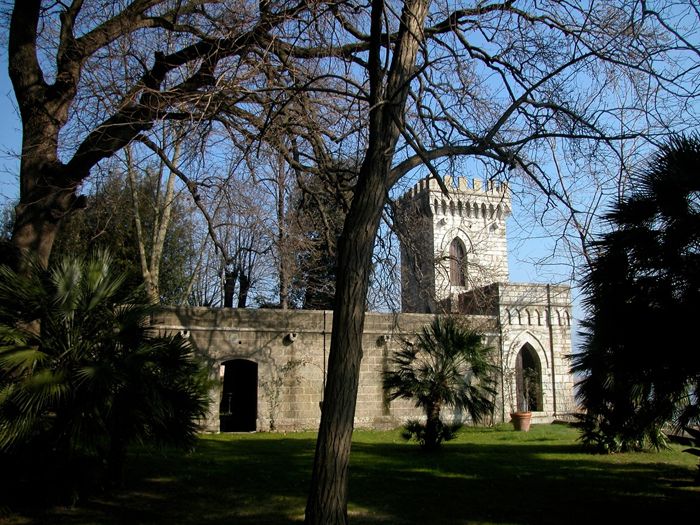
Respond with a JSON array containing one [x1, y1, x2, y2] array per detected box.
[[505, 368, 538, 431], [510, 410, 532, 432]]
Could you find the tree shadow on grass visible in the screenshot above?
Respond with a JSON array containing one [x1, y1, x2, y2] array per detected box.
[[348, 441, 699, 524], [3, 433, 698, 525], [2, 436, 315, 525]]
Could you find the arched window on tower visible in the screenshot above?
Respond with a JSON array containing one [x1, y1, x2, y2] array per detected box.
[[449, 238, 467, 286]]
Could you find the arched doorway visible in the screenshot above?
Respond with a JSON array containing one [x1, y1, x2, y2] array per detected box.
[[515, 344, 543, 412], [220, 359, 258, 432]]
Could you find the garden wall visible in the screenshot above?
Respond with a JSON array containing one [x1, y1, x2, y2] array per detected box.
[[151, 305, 574, 432]]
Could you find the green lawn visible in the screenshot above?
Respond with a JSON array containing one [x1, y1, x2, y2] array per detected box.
[[3, 424, 698, 524]]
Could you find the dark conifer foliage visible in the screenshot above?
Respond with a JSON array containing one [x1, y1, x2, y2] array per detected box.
[[573, 135, 700, 452]]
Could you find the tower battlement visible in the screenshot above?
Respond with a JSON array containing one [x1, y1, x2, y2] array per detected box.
[[403, 176, 509, 200], [401, 176, 511, 220]]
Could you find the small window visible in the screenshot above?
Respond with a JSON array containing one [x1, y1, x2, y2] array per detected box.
[[449, 238, 467, 286]]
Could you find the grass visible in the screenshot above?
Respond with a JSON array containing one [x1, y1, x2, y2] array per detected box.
[[2, 424, 698, 524]]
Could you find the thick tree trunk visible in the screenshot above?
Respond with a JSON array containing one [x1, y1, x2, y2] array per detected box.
[[305, 2, 431, 523], [8, 1, 80, 269], [12, 187, 75, 269], [10, 58, 79, 268], [11, 132, 84, 269], [304, 164, 388, 525]]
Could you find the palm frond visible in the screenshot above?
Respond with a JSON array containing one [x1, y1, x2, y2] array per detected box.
[[0, 250, 209, 492], [383, 316, 497, 448]]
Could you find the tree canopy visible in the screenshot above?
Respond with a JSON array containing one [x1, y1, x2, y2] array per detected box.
[[572, 135, 700, 452], [52, 168, 198, 304]]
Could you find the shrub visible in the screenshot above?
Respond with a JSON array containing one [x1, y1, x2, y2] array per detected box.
[[383, 316, 497, 450], [0, 251, 209, 502]]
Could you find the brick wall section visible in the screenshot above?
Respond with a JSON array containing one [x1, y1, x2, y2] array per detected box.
[[152, 308, 516, 432]]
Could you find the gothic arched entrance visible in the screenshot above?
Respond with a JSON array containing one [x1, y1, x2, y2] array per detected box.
[[515, 344, 543, 412], [220, 359, 258, 432]]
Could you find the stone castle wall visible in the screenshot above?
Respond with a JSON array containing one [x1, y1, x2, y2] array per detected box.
[[152, 306, 574, 432], [149, 176, 577, 433]]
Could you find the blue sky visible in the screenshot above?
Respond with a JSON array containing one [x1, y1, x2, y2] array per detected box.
[[0, 53, 19, 202]]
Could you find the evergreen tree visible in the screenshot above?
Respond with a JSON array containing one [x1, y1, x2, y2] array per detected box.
[[573, 135, 700, 452], [52, 171, 198, 305], [290, 166, 355, 310]]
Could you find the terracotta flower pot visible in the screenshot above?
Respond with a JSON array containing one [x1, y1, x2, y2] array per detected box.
[[510, 411, 532, 432]]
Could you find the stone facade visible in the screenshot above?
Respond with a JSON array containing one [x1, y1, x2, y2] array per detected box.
[[399, 176, 510, 313], [152, 175, 576, 432], [152, 308, 501, 432], [460, 283, 577, 420]]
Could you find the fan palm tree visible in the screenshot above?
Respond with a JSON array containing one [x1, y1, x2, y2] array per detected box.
[[383, 316, 497, 450], [572, 135, 700, 452], [0, 251, 209, 495]]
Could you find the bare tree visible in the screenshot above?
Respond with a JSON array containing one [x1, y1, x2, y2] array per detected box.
[[285, 2, 700, 523], [218, 183, 273, 308], [6, 0, 312, 267], [123, 131, 182, 303], [5, 2, 700, 524], [303, 3, 435, 520]]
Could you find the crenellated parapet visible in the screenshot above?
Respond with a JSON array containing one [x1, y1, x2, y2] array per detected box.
[[403, 175, 509, 198], [401, 176, 511, 222]]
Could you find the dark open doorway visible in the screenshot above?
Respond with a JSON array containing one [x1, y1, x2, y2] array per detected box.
[[220, 359, 258, 432], [515, 344, 543, 412]]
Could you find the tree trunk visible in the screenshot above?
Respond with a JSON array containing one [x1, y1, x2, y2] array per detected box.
[[8, 1, 81, 270], [305, 2, 430, 523], [126, 131, 180, 304], [304, 163, 388, 525], [12, 186, 76, 269], [224, 269, 237, 308], [11, 129, 84, 270], [10, 76, 79, 269], [238, 271, 251, 308], [425, 403, 442, 450], [277, 152, 289, 309]]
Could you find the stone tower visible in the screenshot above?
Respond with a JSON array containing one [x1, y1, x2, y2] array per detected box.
[[397, 174, 577, 421], [399, 175, 511, 313]]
